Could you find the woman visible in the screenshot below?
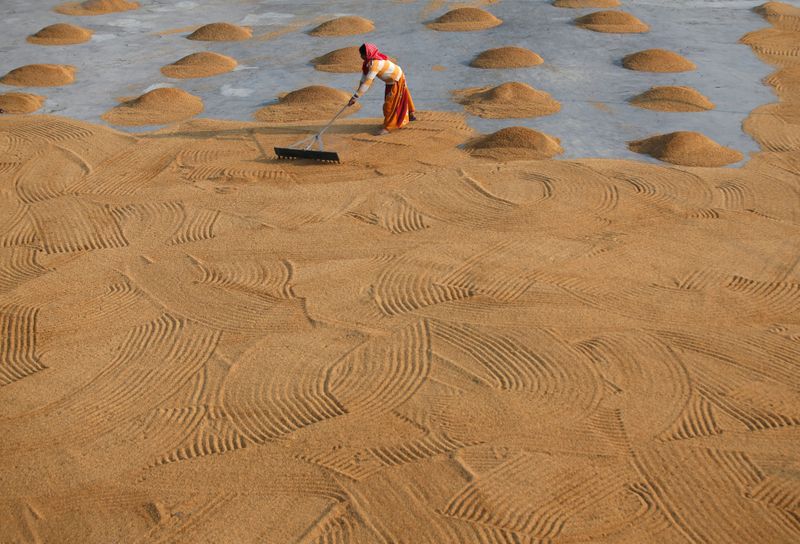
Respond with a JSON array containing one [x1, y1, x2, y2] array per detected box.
[[348, 43, 416, 135]]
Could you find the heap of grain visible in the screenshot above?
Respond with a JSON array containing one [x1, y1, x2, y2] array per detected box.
[[161, 52, 238, 79], [427, 8, 503, 31], [27, 24, 93, 45], [466, 126, 564, 160], [0, 65, 76, 87], [309, 17, 375, 37], [102, 87, 204, 126], [0, 93, 46, 114], [453, 82, 561, 119], [575, 10, 649, 33], [312, 47, 386, 73], [55, 0, 139, 16], [628, 131, 743, 166], [554, 0, 621, 7], [622, 49, 696, 72], [255, 86, 360, 122], [470, 47, 543, 69], [187, 23, 252, 41], [630, 86, 714, 112]]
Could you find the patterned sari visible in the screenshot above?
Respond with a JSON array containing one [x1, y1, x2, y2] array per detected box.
[[383, 76, 415, 131]]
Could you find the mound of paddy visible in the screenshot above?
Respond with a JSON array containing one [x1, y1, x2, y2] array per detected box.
[[101, 87, 204, 126], [27, 23, 93, 45], [187, 23, 252, 41], [764, 65, 800, 101], [755, 2, 800, 30], [470, 47, 543, 69], [628, 131, 743, 167], [427, 8, 503, 31], [622, 49, 696, 72], [630, 86, 715, 112], [161, 52, 238, 79], [309, 16, 375, 37], [0, 93, 45, 114], [554, 0, 621, 7], [311, 48, 398, 74], [0, 64, 76, 87], [466, 126, 563, 160], [575, 10, 649, 33], [255, 85, 360, 123], [312, 47, 368, 73], [55, 0, 139, 16], [453, 82, 561, 119], [280, 86, 352, 106]]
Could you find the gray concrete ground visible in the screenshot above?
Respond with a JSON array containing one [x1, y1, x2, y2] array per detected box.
[[1, 0, 789, 164]]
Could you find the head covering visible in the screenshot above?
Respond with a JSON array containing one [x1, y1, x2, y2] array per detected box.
[[361, 43, 389, 74]]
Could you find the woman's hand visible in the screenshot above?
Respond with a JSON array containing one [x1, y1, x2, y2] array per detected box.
[[348, 96, 357, 107]]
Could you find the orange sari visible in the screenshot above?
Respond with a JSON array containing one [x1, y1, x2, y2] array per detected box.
[[383, 76, 415, 131]]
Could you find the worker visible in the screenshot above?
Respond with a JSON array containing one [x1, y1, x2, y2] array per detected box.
[[348, 43, 416, 134]]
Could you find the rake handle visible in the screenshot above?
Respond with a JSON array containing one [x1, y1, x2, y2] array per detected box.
[[317, 103, 351, 138], [290, 102, 352, 151]]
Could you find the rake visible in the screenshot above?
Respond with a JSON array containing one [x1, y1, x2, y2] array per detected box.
[[274, 103, 349, 163]]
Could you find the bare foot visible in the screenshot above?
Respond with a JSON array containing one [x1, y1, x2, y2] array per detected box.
[[377, 128, 390, 136], [409, 113, 417, 122]]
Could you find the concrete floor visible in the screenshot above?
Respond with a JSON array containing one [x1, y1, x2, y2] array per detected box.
[[1, 0, 787, 164]]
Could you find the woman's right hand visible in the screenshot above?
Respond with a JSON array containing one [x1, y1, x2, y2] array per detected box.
[[348, 97, 357, 107]]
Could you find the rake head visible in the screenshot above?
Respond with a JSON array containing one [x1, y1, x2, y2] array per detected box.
[[274, 147, 340, 163]]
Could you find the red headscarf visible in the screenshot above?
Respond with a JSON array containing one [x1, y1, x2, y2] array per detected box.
[[361, 43, 389, 74]]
